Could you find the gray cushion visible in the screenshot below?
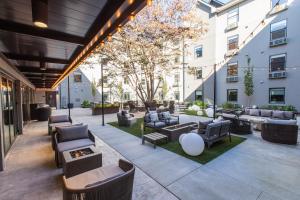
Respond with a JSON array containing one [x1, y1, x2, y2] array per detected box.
[[249, 109, 260, 116], [147, 121, 166, 128], [162, 111, 171, 119], [144, 114, 151, 123], [167, 119, 178, 125], [265, 119, 297, 125], [272, 110, 285, 119], [150, 113, 159, 122], [57, 125, 89, 142], [50, 115, 70, 123], [222, 113, 238, 119], [244, 108, 251, 115], [57, 139, 94, 153], [284, 111, 294, 120], [199, 120, 213, 130], [260, 110, 272, 117]]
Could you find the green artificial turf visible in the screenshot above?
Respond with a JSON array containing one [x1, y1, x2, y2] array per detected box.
[[108, 118, 246, 164]]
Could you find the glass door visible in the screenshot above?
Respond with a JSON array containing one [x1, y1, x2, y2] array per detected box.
[[8, 80, 16, 143], [1, 77, 11, 153]]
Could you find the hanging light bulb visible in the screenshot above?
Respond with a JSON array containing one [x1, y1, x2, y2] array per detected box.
[[32, 0, 48, 28], [107, 34, 112, 42], [100, 41, 105, 47], [117, 26, 122, 32], [147, 0, 152, 6], [129, 14, 135, 21]]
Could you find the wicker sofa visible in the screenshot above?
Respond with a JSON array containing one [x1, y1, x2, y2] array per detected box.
[[62, 159, 135, 200], [117, 111, 137, 127], [261, 119, 298, 145], [54, 124, 95, 167], [222, 113, 252, 135], [144, 111, 179, 130]]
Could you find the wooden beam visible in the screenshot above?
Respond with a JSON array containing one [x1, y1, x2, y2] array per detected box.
[[18, 66, 63, 74], [3, 53, 69, 64], [0, 19, 86, 45]]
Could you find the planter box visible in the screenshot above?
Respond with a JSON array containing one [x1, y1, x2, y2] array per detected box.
[[92, 106, 119, 115]]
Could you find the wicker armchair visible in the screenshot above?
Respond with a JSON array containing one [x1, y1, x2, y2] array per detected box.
[[62, 159, 135, 200], [117, 112, 137, 127], [261, 122, 298, 145], [222, 113, 252, 135], [36, 106, 52, 121]]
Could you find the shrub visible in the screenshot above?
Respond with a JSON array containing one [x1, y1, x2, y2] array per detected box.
[[259, 105, 297, 112], [94, 103, 119, 108], [81, 100, 91, 108], [193, 101, 208, 109]]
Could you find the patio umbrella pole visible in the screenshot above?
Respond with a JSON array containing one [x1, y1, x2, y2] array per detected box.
[[213, 64, 216, 119], [67, 76, 70, 118], [101, 61, 105, 126]]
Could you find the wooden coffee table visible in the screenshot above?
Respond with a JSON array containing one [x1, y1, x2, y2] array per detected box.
[[160, 122, 198, 141], [62, 146, 102, 178], [142, 132, 168, 148]]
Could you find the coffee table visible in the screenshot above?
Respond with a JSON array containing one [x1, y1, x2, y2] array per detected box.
[[62, 146, 102, 178], [160, 122, 198, 141], [142, 132, 168, 148]]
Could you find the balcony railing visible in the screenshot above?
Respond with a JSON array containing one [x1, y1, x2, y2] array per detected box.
[[269, 71, 287, 79]]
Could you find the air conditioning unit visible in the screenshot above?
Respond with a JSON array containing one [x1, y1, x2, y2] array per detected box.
[[269, 71, 287, 79], [226, 22, 238, 31], [270, 37, 287, 47], [225, 50, 238, 57], [226, 76, 239, 83]]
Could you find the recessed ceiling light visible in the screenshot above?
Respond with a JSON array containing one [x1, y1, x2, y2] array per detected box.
[[32, 0, 48, 28]]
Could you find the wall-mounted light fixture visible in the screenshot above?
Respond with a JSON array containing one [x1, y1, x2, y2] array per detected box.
[[32, 0, 48, 28]]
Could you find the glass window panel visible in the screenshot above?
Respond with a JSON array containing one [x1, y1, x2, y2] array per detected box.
[[227, 63, 238, 76], [227, 89, 238, 102], [196, 69, 202, 79], [270, 54, 286, 72], [73, 73, 82, 82], [228, 35, 239, 50], [269, 88, 285, 104], [195, 90, 203, 101], [195, 46, 203, 57], [271, 20, 287, 32]]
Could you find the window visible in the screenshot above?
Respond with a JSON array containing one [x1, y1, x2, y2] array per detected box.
[[227, 8, 239, 28], [227, 35, 239, 51], [227, 89, 238, 102], [270, 20, 287, 41], [227, 62, 238, 76], [103, 92, 109, 102], [73, 72, 82, 82], [195, 46, 203, 58], [141, 78, 146, 85], [195, 90, 203, 101], [270, 54, 286, 72], [174, 91, 180, 101], [124, 92, 130, 101], [124, 77, 129, 85], [103, 76, 108, 84], [271, 0, 287, 7], [269, 88, 285, 104], [174, 74, 180, 86], [196, 69, 202, 79]]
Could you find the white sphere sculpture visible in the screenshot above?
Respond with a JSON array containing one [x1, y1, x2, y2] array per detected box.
[[197, 110, 203, 116], [205, 108, 214, 118], [180, 133, 205, 156], [179, 134, 187, 144]]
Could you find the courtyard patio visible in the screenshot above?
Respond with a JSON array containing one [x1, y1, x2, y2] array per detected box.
[[0, 108, 299, 200]]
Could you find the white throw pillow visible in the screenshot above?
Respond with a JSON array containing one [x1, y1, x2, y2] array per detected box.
[[150, 113, 159, 122]]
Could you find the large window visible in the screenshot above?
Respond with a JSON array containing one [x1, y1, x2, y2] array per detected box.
[[195, 46, 203, 58], [124, 92, 130, 101], [269, 88, 285, 104], [227, 89, 238, 102], [227, 8, 239, 28], [270, 20, 287, 41], [270, 54, 286, 72], [227, 62, 238, 76], [196, 69, 202, 79], [271, 0, 287, 7], [73, 72, 82, 82], [227, 35, 239, 51], [195, 90, 203, 101]]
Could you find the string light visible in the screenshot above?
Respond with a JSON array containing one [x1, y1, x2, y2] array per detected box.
[[129, 14, 135, 21], [107, 34, 112, 42], [117, 26, 122, 32], [147, 0, 152, 6], [100, 41, 105, 47]]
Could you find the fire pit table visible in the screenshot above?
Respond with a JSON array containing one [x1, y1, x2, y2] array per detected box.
[[62, 146, 102, 178], [160, 122, 198, 141]]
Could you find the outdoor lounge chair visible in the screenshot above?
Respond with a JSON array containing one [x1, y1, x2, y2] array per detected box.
[[48, 115, 73, 135], [199, 120, 231, 148], [222, 113, 252, 135], [261, 119, 298, 145], [117, 111, 137, 127], [54, 124, 95, 167], [62, 159, 135, 200]]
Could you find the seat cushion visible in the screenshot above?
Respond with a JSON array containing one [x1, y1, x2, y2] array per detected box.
[[265, 119, 297, 125], [147, 121, 166, 128], [150, 113, 159, 122], [284, 111, 294, 120], [249, 109, 260, 116], [57, 139, 94, 153], [50, 115, 69, 123], [167, 119, 178, 125], [64, 165, 124, 190], [57, 124, 89, 142], [272, 110, 285, 119], [260, 110, 272, 117]]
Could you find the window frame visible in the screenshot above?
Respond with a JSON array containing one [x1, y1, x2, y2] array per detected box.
[[73, 72, 82, 83], [173, 73, 180, 86], [196, 69, 203, 79], [123, 92, 130, 101], [227, 35, 239, 51], [269, 53, 287, 72], [270, 19, 287, 41], [227, 89, 238, 102], [195, 45, 203, 58], [269, 87, 285, 104], [227, 62, 238, 77], [227, 7, 239, 27], [195, 90, 203, 101]]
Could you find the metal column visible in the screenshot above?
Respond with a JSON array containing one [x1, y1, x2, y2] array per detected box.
[[213, 64, 217, 119], [67, 76, 71, 118], [101, 61, 105, 126]]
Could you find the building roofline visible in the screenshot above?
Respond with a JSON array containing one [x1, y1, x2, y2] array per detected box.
[[215, 0, 248, 13]]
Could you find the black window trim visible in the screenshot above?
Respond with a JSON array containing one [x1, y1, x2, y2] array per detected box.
[[269, 53, 287, 72], [269, 87, 285, 104], [195, 89, 204, 101], [227, 89, 238, 102], [269, 19, 287, 41]]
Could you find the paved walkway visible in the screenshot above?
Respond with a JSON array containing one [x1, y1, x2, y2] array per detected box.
[[55, 108, 300, 200]]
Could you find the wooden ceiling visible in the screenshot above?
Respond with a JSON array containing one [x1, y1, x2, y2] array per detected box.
[[0, 0, 147, 88]]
